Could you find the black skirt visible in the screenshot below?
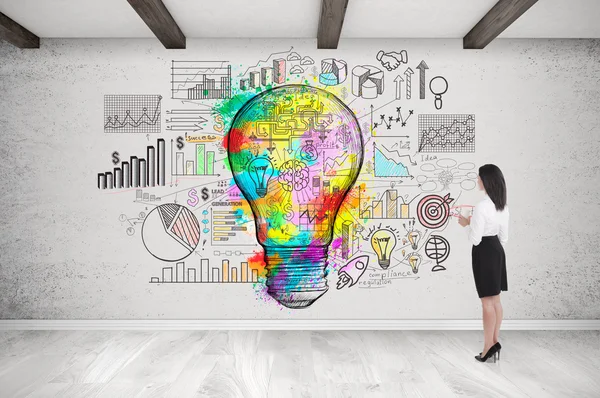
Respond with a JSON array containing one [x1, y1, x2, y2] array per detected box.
[[472, 236, 507, 298]]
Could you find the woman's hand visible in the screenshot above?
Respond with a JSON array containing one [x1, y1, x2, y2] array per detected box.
[[458, 215, 471, 227]]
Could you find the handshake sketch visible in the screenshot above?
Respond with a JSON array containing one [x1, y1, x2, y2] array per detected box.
[[376, 49, 408, 71]]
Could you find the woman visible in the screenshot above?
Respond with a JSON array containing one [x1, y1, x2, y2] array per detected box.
[[458, 164, 509, 363]]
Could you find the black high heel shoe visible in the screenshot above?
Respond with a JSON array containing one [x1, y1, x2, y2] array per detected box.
[[479, 342, 502, 356], [495, 342, 502, 360], [475, 344, 499, 362]]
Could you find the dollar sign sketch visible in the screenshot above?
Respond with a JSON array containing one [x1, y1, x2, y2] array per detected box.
[[213, 114, 224, 132], [112, 151, 120, 165], [266, 197, 279, 219], [201, 187, 209, 201], [177, 136, 184, 150], [187, 188, 199, 207], [283, 202, 294, 221]]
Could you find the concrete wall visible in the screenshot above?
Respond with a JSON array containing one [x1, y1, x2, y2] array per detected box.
[[0, 39, 599, 319]]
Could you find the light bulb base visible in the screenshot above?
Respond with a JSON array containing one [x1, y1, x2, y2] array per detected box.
[[378, 260, 391, 269], [256, 188, 267, 198], [263, 245, 329, 309]]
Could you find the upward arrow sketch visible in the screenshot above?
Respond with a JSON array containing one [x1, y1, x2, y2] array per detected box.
[[416, 60, 429, 99], [404, 68, 414, 100], [370, 104, 374, 132], [394, 75, 404, 100]]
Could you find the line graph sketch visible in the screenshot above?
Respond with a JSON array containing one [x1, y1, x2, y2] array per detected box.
[[242, 47, 294, 77], [418, 114, 475, 153], [373, 143, 415, 178], [171, 61, 231, 100], [299, 204, 329, 231], [324, 152, 350, 176], [372, 106, 413, 137], [104, 95, 162, 134]]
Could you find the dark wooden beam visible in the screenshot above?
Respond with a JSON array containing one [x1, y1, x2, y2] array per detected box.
[[464, 0, 538, 49], [127, 0, 185, 49], [317, 0, 349, 49], [0, 12, 39, 48]]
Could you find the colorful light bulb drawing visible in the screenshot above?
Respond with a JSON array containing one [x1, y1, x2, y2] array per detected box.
[[370, 229, 397, 269], [227, 85, 364, 308], [247, 157, 274, 198]]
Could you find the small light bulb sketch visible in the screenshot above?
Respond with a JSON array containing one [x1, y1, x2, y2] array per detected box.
[[247, 157, 274, 198], [403, 220, 422, 250], [429, 76, 448, 110], [406, 252, 422, 274]]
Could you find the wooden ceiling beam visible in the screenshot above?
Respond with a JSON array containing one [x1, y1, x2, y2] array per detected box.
[[0, 12, 39, 48], [317, 0, 349, 49], [464, 0, 538, 49], [127, 0, 185, 49]]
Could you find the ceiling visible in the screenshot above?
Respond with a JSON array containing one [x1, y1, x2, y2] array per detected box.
[[0, 0, 599, 39]]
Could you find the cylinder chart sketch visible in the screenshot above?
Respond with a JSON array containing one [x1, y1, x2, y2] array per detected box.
[[352, 65, 384, 99]]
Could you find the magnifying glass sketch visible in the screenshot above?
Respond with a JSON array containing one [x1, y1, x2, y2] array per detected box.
[[429, 76, 448, 110]]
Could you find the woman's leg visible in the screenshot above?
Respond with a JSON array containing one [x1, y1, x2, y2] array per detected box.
[[481, 296, 496, 354], [492, 294, 503, 344]]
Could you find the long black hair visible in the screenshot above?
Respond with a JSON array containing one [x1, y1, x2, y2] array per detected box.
[[479, 164, 507, 211]]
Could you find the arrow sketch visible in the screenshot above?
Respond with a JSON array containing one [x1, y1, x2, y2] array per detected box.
[[394, 75, 404, 100], [404, 68, 414, 100], [416, 60, 429, 100]]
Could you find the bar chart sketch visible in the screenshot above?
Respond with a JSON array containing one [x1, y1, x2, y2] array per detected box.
[[360, 189, 411, 219], [104, 95, 162, 134], [150, 259, 260, 284], [142, 203, 201, 262], [340, 220, 360, 260], [211, 208, 253, 246], [172, 143, 219, 176], [171, 61, 231, 100], [97, 138, 166, 189], [418, 114, 475, 153], [240, 58, 286, 91], [135, 189, 161, 202]]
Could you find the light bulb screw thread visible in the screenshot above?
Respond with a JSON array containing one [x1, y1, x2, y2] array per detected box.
[[263, 245, 329, 309]]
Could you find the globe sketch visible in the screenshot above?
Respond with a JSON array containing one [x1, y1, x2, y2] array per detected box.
[[424, 235, 450, 272]]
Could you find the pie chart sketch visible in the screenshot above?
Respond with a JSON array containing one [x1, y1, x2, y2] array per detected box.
[[319, 58, 347, 86], [142, 203, 200, 262]]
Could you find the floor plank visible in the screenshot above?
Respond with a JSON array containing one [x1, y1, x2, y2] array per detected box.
[[0, 330, 597, 398]]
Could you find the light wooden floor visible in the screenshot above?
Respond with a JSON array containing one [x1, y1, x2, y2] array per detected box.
[[0, 330, 599, 397]]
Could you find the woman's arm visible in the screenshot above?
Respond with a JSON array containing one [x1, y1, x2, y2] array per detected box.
[[466, 203, 485, 246], [498, 207, 509, 246]]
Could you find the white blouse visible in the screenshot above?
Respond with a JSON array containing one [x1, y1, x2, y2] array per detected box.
[[466, 195, 509, 246]]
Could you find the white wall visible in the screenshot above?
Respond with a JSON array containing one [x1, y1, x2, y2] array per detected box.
[[0, 38, 599, 320]]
